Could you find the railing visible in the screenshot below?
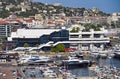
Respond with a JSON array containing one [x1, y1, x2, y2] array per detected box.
[[69, 37, 110, 41]]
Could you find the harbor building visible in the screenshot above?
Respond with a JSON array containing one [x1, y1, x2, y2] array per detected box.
[[8, 26, 110, 52]]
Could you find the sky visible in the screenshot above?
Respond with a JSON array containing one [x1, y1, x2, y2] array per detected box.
[[34, 0, 120, 14]]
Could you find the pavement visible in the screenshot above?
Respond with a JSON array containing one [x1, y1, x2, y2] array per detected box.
[[0, 67, 16, 79]]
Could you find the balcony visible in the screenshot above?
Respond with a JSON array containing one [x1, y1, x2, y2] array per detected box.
[[69, 37, 110, 41]]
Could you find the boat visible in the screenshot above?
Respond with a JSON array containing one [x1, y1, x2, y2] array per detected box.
[[59, 68, 77, 79], [90, 52, 100, 59], [58, 56, 92, 69], [99, 53, 107, 59], [43, 69, 57, 78], [69, 52, 77, 57], [18, 54, 52, 64], [114, 49, 120, 59], [41, 66, 57, 78], [76, 52, 83, 58], [70, 51, 83, 58]]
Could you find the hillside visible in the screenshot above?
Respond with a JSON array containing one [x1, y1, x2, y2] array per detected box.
[[0, 0, 109, 18]]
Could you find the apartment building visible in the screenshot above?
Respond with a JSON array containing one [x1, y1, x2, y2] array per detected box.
[[0, 20, 11, 38]]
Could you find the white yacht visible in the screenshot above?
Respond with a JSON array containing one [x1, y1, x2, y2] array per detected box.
[[18, 54, 52, 64]]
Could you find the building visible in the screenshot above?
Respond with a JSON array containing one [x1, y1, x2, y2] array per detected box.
[[69, 26, 109, 53], [8, 26, 110, 52], [0, 20, 11, 38], [111, 13, 120, 25], [8, 28, 69, 50]]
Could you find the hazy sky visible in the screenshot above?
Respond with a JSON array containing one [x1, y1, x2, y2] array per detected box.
[[34, 0, 120, 14]]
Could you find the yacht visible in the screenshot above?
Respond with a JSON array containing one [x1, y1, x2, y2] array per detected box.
[[43, 69, 57, 78], [58, 56, 92, 68], [114, 49, 120, 59], [90, 52, 100, 58], [99, 53, 107, 59], [59, 68, 77, 79], [18, 54, 52, 64]]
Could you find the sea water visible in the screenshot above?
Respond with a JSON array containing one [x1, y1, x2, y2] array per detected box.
[[70, 58, 120, 77]]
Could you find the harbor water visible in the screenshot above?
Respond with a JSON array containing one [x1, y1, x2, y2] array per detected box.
[[70, 58, 120, 77], [22, 57, 120, 78]]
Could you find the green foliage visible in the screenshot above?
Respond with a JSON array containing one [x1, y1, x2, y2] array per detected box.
[[83, 23, 102, 31], [35, 44, 39, 47], [50, 44, 65, 52], [24, 43, 29, 47], [0, 0, 108, 18], [0, 45, 5, 50], [10, 8, 21, 12], [70, 27, 80, 33], [110, 37, 113, 39], [70, 27, 76, 32], [76, 27, 80, 31], [56, 44, 65, 52], [51, 47, 56, 52], [112, 38, 120, 43], [0, 36, 7, 42], [111, 21, 115, 26], [0, 10, 10, 18]]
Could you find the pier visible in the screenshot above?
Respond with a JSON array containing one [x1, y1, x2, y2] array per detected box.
[[26, 76, 97, 79]]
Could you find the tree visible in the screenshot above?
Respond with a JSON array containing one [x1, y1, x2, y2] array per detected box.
[[56, 44, 65, 52], [24, 43, 29, 48], [50, 44, 56, 52], [51, 47, 56, 52], [35, 44, 39, 47], [0, 36, 7, 42], [0, 9, 10, 18], [70, 27, 76, 32], [76, 27, 80, 32], [35, 44, 39, 53], [0, 45, 5, 51], [70, 27, 80, 32]]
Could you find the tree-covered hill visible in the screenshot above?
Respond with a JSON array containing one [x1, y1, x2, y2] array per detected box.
[[0, 0, 109, 18]]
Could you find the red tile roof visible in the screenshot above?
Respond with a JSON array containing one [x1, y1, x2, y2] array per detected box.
[[0, 20, 8, 24], [7, 20, 22, 23], [24, 19, 33, 23]]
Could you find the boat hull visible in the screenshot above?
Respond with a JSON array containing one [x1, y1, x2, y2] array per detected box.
[[114, 53, 120, 59], [58, 61, 92, 69]]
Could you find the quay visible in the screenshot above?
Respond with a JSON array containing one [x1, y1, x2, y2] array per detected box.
[[26, 76, 97, 79], [0, 67, 17, 79]]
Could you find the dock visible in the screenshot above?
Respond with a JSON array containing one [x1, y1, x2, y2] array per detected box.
[[27, 76, 97, 79], [77, 76, 97, 79]]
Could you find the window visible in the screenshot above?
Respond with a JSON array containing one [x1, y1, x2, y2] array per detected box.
[[82, 34, 90, 38], [94, 34, 100, 38], [70, 35, 79, 38]]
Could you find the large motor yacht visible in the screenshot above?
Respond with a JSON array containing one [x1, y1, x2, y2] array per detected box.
[[18, 54, 52, 64], [58, 56, 92, 69]]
